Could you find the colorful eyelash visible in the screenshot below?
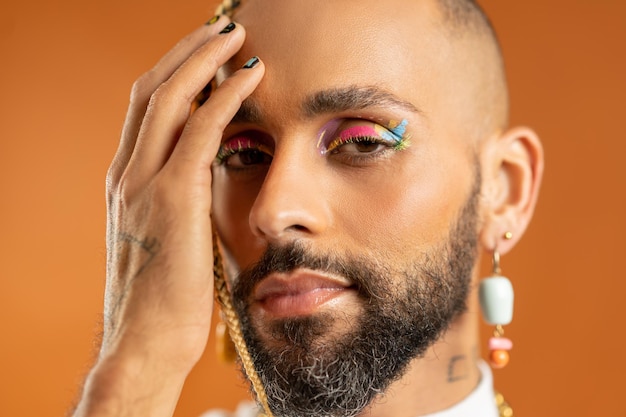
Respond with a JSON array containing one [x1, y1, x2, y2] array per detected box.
[[379, 119, 410, 150], [327, 126, 378, 153], [325, 120, 411, 153], [215, 137, 271, 163]]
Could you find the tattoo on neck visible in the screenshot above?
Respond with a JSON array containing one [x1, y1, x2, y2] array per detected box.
[[448, 355, 469, 383]]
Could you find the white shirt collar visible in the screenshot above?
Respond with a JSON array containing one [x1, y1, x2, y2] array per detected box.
[[420, 361, 498, 417]]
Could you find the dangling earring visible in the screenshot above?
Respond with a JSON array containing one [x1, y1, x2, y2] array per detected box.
[[216, 313, 238, 363], [479, 232, 514, 369]]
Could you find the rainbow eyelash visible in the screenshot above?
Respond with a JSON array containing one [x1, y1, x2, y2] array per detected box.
[[325, 120, 411, 154], [215, 137, 271, 164], [380, 119, 410, 151]]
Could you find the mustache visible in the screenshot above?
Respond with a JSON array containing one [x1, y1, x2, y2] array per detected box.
[[231, 242, 385, 304]]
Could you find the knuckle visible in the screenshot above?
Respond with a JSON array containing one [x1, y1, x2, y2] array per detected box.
[[149, 83, 170, 103], [116, 172, 136, 202], [106, 157, 126, 187], [224, 82, 245, 103], [130, 70, 157, 104], [147, 82, 176, 110], [201, 53, 220, 76], [216, 77, 247, 102], [106, 164, 119, 194], [131, 70, 154, 97]]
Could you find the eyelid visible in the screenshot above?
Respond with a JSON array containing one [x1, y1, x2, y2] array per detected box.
[[216, 134, 273, 163], [380, 119, 408, 142], [327, 138, 391, 154], [324, 121, 409, 154]]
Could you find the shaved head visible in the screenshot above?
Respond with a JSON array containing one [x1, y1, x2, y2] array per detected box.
[[433, 0, 510, 133], [437, 0, 495, 32], [428, 0, 510, 137]]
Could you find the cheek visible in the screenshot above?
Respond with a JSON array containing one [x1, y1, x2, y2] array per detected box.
[[336, 151, 472, 255], [212, 169, 264, 268]]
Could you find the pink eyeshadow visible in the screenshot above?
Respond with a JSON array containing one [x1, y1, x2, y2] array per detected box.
[[338, 125, 378, 140]]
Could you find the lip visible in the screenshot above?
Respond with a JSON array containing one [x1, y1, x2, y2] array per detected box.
[[252, 269, 356, 318]]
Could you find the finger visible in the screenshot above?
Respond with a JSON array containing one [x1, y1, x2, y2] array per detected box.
[[165, 57, 266, 186], [123, 22, 246, 190], [108, 16, 232, 187]]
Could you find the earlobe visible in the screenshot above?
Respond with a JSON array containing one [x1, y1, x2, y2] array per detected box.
[[479, 126, 544, 254]]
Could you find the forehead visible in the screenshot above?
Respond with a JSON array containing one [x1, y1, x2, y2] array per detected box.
[[228, 0, 453, 122]]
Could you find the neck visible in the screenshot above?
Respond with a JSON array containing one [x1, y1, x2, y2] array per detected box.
[[361, 298, 481, 417]]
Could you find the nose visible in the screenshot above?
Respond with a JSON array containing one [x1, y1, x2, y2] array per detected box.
[[249, 146, 331, 243]]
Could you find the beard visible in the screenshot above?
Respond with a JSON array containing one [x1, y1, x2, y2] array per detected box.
[[229, 177, 480, 417]]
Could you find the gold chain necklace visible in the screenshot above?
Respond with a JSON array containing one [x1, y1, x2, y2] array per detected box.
[[496, 392, 514, 417]]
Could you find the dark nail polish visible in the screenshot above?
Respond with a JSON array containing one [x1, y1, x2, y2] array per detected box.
[[219, 22, 236, 34], [205, 15, 221, 25], [242, 56, 260, 69]]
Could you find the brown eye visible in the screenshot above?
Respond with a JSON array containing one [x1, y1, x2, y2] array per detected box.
[[331, 139, 386, 154], [216, 131, 274, 170], [224, 149, 272, 169], [353, 141, 383, 153]]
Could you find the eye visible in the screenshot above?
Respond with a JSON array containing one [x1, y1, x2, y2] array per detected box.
[[216, 133, 273, 170], [223, 149, 272, 168], [326, 124, 402, 155], [329, 136, 389, 154]]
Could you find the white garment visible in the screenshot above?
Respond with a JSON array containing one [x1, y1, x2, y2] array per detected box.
[[200, 401, 259, 417], [199, 361, 499, 417], [421, 361, 499, 417]]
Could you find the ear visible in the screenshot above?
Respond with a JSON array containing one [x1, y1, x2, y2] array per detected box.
[[479, 126, 544, 254]]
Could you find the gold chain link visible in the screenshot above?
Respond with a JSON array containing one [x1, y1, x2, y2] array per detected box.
[[496, 392, 514, 417]]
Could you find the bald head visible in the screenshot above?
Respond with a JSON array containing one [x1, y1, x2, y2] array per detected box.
[[437, 0, 494, 32], [434, 0, 510, 134], [426, 0, 510, 136]]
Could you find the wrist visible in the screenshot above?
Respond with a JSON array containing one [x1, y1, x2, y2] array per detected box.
[[73, 343, 191, 417]]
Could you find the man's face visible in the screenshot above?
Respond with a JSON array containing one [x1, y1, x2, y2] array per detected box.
[[212, 0, 485, 415]]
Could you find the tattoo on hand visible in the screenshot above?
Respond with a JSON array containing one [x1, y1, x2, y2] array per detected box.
[[118, 232, 161, 277], [104, 233, 162, 338]]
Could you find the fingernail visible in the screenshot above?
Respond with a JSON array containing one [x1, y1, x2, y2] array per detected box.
[[219, 22, 236, 34], [205, 15, 221, 25], [242, 56, 260, 69]]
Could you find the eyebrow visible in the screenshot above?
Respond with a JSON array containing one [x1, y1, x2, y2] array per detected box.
[[303, 86, 421, 117], [230, 85, 422, 125]]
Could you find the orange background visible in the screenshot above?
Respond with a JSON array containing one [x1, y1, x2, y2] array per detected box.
[[1, 1, 624, 416]]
